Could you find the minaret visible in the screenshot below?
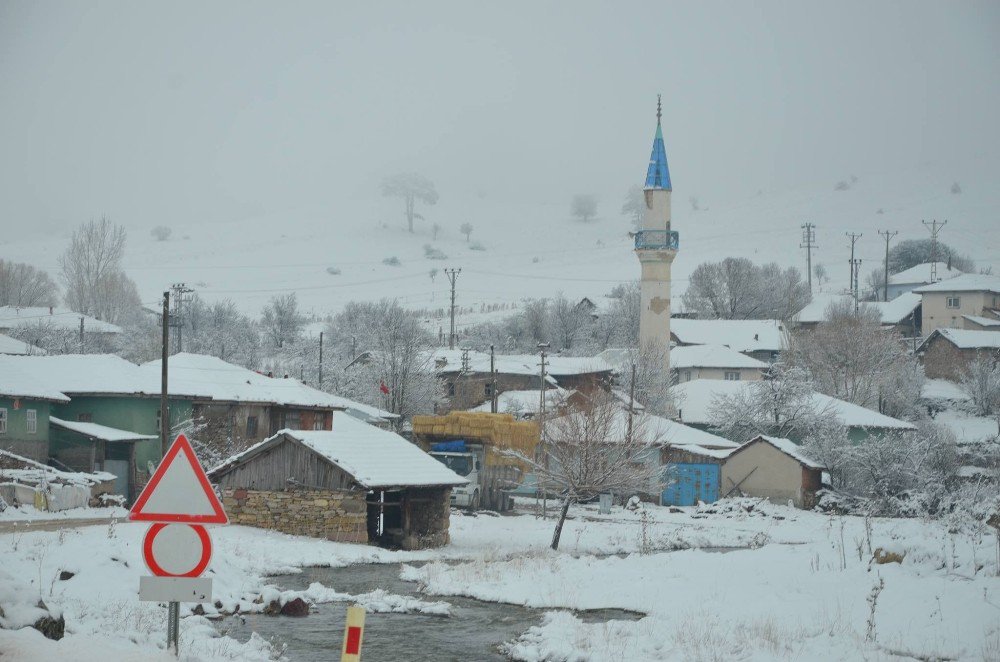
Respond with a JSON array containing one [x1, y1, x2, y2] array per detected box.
[[634, 95, 677, 372]]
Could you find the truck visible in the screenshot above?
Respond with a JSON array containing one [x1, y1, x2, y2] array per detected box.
[[412, 412, 538, 512]]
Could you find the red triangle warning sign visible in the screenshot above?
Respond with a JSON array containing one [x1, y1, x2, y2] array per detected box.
[[130, 434, 228, 524]]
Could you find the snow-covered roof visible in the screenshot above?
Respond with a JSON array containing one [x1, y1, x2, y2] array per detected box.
[[0, 306, 122, 334], [919, 328, 1000, 351], [964, 315, 1000, 328], [0, 358, 70, 402], [431, 349, 612, 377], [0, 449, 114, 487], [730, 435, 825, 470], [140, 353, 348, 408], [210, 412, 468, 489], [0, 333, 46, 356], [669, 344, 768, 370], [793, 292, 921, 326], [920, 379, 971, 401], [469, 387, 569, 416], [0, 354, 162, 396], [49, 417, 157, 443], [324, 395, 398, 423], [888, 262, 963, 286], [551, 407, 739, 450], [912, 273, 1000, 295], [668, 443, 735, 459], [670, 379, 916, 430], [670, 319, 786, 354]]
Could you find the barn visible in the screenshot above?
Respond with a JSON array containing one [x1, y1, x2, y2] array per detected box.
[[721, 435, 825, 508], [207, 412, 467, 550]]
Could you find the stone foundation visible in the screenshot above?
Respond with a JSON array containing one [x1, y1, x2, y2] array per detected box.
[[221, 488, 368, 543], [399, 487, 452, 550]]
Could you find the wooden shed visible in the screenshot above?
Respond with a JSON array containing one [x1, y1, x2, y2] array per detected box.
[[721, 435, 825, 509], [207, 412, 467, 549]]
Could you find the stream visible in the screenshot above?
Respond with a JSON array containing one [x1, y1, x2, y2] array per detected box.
[[216, 562, 644, 661]]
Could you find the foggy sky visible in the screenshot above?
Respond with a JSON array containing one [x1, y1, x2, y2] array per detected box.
[[1, 1, 998, 234]]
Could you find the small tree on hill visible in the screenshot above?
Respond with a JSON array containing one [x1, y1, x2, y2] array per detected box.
[[460, 222, 474, 242], [151, 226, 172, 241], [571, 194, 598, 222], [381, 172, 439, 233]]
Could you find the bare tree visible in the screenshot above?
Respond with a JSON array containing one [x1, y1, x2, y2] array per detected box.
[[261, 293, 305, 348], [150, 225, 172, 241], [460, 222, 474, 242], [570, 194, 598, 223], [510, 392, 663, 549], [0, 260, 59, 307], [682, 258, 810, 320], [788, 299, 923, 416], [59, 216, 130, 318], [549, 293, 589, 351], [960, 354, 1000, 418], [381, 173, 439, 233], [91, 271, 143, 325], [329, 300, 441, 426], [813, 263, 829, 287], [620, 185, 644, 229], [181, 295, 262, 367]]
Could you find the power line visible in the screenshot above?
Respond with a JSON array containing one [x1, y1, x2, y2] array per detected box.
[[846, 232, 862, 293], [877, 230, 898, 301], [444, 268, 461, 350], [922, 219, 947, 281]]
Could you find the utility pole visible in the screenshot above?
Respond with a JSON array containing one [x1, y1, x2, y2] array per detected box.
[[160, 291, 170, 457], [922, 220, 948, 282], [79, 317, 85, 352], [170, 283, 193, 353], [851, 258, 863, 314], [489, 344, 498, 414], [318, 332, 324, 389], [537, 342, 549, 518], [626, 363, 637, 445], [877, 230, 898, 301], [800, 223, 817, 293], [444, 268, 461, 350], [845, 232, 862, 292]]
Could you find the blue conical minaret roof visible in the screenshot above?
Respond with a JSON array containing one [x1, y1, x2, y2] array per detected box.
[[644, 96, 672, 190]]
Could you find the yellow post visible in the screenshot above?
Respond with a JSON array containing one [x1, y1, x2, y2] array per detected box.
[[340, 605, 366, 662]]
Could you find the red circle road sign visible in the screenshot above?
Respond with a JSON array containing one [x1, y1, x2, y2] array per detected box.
[[143, 523, 212, 578]]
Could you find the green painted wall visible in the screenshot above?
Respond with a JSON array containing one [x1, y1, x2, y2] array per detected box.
[[0, 397, 52, 459], [686, 421, 880, 446], [50, 396, 193, 468]]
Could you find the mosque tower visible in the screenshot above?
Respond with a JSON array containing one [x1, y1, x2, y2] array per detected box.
[[634, 95, 677, 371]]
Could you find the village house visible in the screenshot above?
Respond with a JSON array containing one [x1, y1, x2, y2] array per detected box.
[[669, 378, 916, 443], [886, 262, 964, 300], [431, 348, 613, 412], [721, 435, 825, 508], [793, 292, 922, 339], [208, 412, 467, 550], [913, 274, 1000, 337], [0, 333, 47, 356], [917, 329, 1000, 380], [669, 318, 786, 362], [0, 359, 70, 462]]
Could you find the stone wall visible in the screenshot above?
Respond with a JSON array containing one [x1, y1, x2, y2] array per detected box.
[[400, 487, 452, 550], [221, 488, 367, 543]]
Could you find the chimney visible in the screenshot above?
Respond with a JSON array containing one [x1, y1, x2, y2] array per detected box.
[[49, 306, 53, 315]]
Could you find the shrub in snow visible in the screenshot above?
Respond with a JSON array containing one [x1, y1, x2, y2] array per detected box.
[[150, 225, 172, 241], [423, 244, 447, 260], [469, 241, 486, 251], [382, 257, 401, 267], [326, 266, 341, 275], [960, 354, 1000, 417]]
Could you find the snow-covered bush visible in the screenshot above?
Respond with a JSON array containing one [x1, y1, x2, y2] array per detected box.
[[150, 225, 172, 241], [960, 354, 1000, 417], [423, 244, 447, 260], [382, 256, 401, 267], [326, 266, 341, 275]]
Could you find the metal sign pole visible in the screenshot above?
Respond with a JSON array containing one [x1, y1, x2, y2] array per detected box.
[[168, 600, 180, 654]]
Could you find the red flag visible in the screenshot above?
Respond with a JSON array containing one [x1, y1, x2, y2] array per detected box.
[[379, 381, 390, 395]]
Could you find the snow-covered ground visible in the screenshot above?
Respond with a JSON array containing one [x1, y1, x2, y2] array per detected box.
[[0, 499, 997, 661]]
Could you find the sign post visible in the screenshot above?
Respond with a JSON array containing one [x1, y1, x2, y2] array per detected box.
[[341, 605, 366, 662], [130, 433, 228, 655]]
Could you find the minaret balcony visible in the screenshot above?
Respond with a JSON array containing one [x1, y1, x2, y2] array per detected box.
[[633, 230, 679, 251]]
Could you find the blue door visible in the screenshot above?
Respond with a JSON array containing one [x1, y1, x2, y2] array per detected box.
[[661, 463, 720, 506]]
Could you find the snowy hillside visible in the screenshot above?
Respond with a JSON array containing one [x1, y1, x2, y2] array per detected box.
[[4, 154, 998, 333]]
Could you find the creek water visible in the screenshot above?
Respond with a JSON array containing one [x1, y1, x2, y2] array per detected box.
[[216, 562, 643, 661]]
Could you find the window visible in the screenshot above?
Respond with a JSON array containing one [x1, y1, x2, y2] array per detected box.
[[724, 371, 741, 381], [246, 416, 258, 436], [284, 411, 301, 429], [0, 408, 6, 435], [946, 296, 961, 309], [683, 370, 692, 382], [447, 382, 456, 397], [26, 409, 37, 434], [77, 412, 93, 423], [312, 416, 324, 431]]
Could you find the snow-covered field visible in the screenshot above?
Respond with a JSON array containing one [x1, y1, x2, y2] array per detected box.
[[1, 499, 997, 661]]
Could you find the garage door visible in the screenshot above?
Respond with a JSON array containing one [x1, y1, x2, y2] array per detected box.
[[661, 463, 720, 506]]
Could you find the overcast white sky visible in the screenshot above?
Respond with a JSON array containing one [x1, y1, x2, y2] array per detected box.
[[1, 1, 998, 234]]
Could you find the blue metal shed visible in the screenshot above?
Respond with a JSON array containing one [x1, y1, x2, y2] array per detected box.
[[661, 462, 720, 506]]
